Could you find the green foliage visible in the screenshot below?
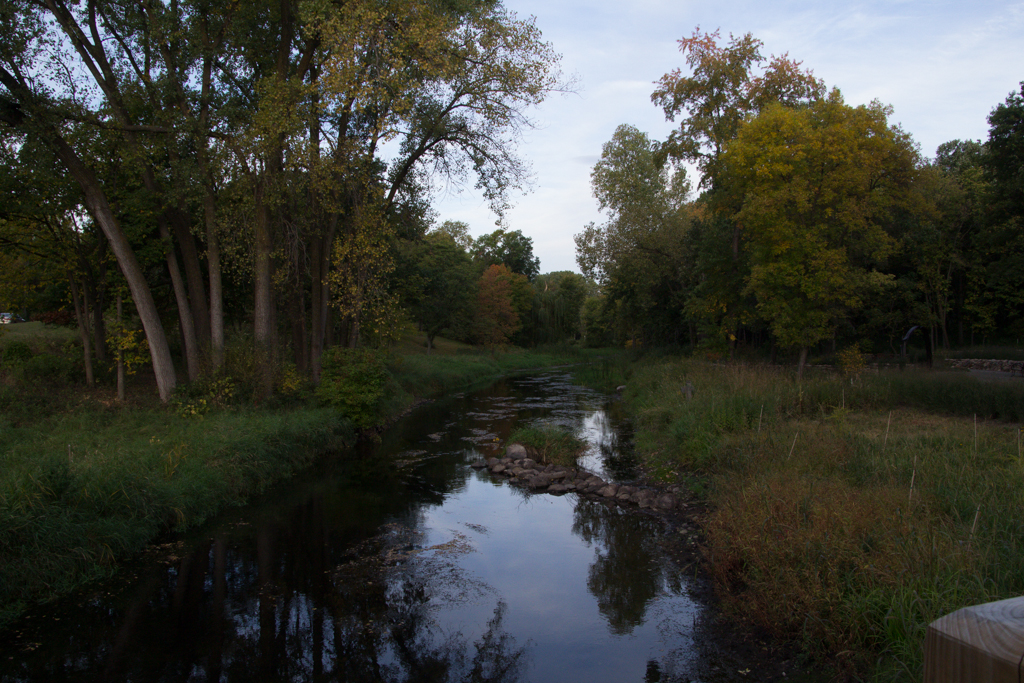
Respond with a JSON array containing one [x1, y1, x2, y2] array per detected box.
[[720, 90, 917, 356], [575, 125, 695, 346], [317, 347, 392, 429], [398, 234, 478, 349], [170, 376, 237, 419], [524, 271, 588, 345], [471, 229, 541, 280], [13, 352, 80, 384]]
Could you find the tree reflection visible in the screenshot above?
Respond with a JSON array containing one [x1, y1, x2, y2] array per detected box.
[[572, 499, 666, 635]]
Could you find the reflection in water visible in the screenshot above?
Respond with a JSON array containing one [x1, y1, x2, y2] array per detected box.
[[1, 372, 721, 683], [573, 500, 668, 636]]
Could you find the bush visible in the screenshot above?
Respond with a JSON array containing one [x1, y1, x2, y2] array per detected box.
[[15, 353, 80, 384], [1, 341, 33, 366], [170, 375, 237, 418], [317, 347, 391, 429], [35, 310, 75, 327]]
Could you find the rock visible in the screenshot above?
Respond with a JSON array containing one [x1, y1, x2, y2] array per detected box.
[[470, 460, 488, 469], [522, 458, 537, 470], [655, 494, 678, 510], [597, 484, 619, 498], [486, 457, 500, 467], [506, 443, 528, 459], [548, 483, 569, 494], [548, 470, 569, 481], [527, 474, 553, 490], [636, 490, 657, 509], [491, 464, 506, 474], [510, 466, 526, 477]]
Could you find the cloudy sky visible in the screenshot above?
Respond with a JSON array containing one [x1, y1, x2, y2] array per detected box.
[[430, 0, 1024, 274]]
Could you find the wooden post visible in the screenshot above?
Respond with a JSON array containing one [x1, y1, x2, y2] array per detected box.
[[924, 596, 1024, 683]]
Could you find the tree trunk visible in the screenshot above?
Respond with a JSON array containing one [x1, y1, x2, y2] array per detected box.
[[291, 284, 308, 372], [84, 275, 106, 364], [117, 292, 126, 401], [50, 136, 177, 401], [796, 346, 808, 378], [204, 189, 225, 371], [253, 183, 277, 397], [170, 210, 211, 357], [160, 219, 201, 382], [310, 220, 337, 383], [69, 275, 94, 386]]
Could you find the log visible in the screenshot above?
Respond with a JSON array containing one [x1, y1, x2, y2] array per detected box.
[[924, 596, 1024, 683]]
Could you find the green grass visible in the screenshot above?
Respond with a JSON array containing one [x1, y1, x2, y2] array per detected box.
[[506, 425, 586, 467], [0, 405, 352, 628], [388, 343, 603, 401], [616, 357, 1024, 681], [0, 321, 77, 347]]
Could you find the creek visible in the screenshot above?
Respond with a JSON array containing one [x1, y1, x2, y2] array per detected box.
[[0, 371, 789, 683]]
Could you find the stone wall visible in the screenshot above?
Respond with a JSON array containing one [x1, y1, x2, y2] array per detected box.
[[947, 358, 1024, 374]]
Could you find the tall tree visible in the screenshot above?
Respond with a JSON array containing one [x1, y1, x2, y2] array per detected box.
[[718, 90, 919, 374], [575, 125, 693, 346], [652, 27, 823, 189], [471, 228, 541, 280], [399, 233, 477, 351]]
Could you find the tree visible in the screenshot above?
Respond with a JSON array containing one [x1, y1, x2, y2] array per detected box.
[[471, 229, 541, 280], [575, 125, 694, 346], [474, 264, 526, 346], [400, 233, 477, 352], [719, 90, 919, 374], [973, 83, 1024, 338], [985, 82, 1024, 220], [652, 27, 823, 188], [526, 271, 588, 344], [432, 220, 474, 251]]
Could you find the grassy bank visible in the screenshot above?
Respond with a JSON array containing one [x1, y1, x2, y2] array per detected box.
[[0, 405, 352, 628], [0, 330, 593, 630], [616, 358, 1024, 681]]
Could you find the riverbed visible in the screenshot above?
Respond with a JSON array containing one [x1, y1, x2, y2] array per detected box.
[[0, 371, 815, 683]]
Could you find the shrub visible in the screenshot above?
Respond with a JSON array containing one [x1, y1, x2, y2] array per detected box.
[[1, 341, 33, 366], [317, 347, 391, 429], [170, 376, 237, 418], [15, 353, 79, 383], [35, 310, 75, 327]]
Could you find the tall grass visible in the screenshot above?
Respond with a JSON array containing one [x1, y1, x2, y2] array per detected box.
[[506, 425, 587, 467], [0, 406, 352, 628], [619, 358, 1024, 680]]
